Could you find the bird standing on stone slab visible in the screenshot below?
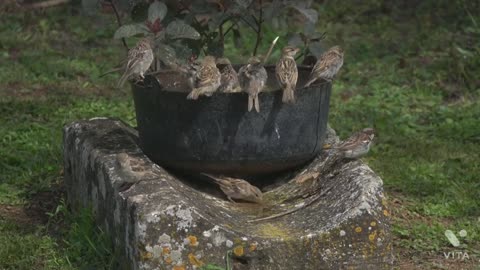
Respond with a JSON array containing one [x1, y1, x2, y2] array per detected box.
[[276, 46, 300, 103], [333, 128, 375, 159], [304, 45, 344, 87], [187, 56, 221, 100], [201, 173, 263, 204], [117, 37, 154, 88], [238, 56, 268, 112], [217, 57, 241, 93]]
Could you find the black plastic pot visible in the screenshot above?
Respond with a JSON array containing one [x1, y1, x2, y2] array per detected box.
[[132, 65, 331, 176]]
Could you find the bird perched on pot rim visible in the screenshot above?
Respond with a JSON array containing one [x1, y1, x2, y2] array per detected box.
[[304, 45, 344, 87], [276, 46, 300, 103], [186, 56, 201, 90], [238, 56, 268, 112], [187, 56, 221, 100], [332, 128, 375, 159], [201, 173, 263, 203], [117, 37, 154, 88], [217, 57, 241, 93]]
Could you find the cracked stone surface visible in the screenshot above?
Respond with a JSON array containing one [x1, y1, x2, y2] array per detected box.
[[63, 118, 394, 270]]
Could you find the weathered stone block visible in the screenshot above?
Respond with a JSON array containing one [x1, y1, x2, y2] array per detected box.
[[63, 118, 393, 270]]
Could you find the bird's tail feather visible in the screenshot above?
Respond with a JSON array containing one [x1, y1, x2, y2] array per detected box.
[[117, 72, 129, 88], [282, 86, 295, 103], [201, 173, 223, 185], [254, 95, 260, 112], [187, 89, 199, 100], [248, 95, 253, 112], [100, 67, 123, 78], [304, 78, 316, 88]]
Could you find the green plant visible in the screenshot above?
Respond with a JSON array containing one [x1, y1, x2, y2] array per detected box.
[[62, 206, 118, 269], [82, 0, 322, 65]]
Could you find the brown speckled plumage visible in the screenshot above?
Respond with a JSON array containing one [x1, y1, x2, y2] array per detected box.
[[304, 45, 344, 87]]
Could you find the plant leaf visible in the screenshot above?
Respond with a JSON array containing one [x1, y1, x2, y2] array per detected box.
[[234, 0, 253, 8], [303, 22, 316, 35], [208, 12, 231, 31], [207, 37, 224, 57], [292, 7, 318, 24], [155, 43, 177, 67], [171, 40, 195, 62], [165, 20, 201, 40], [131, 2, 149, 22], [308, 41, 324, 59], [264, 0, 284, 22], [148, 0, 168, 23], [114, 24, 150, 39], [288, 33, 303, 47]]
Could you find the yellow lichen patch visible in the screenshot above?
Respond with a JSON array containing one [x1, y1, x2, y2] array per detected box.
[[173, 265, 185, 270], [381, 197, 388, 206], [188, 235, 198, 247], [164, 257, 173, 264], [368, 230, 377, 242], [370, 221, 377, 227], [233, 246, 244, 257], [383, 209, 390, 216], [355, 226, 362, 233], [255, 223, 293, 239], [140, 251, 153, 260], [163, 247, 171, 255], [233, 238, 243, 244], [249, 242, 257, 252], [188, 253, 204, 267]]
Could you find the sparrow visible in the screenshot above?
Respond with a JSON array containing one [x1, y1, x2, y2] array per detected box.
[[201, 173, 263, 203], [238, 56, 268, 112], [186, 58, 201, 90], [275, 46, 300, 103], [217, 57, 241, 93], [294, 171, 320, 184], [117, 37, 154, 88], [333, 128, 375, 159], [187, 56, 221, 100], [304, 45, 344, 87]]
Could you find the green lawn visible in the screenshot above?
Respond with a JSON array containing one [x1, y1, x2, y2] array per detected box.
[[1, 1, 479, 269]]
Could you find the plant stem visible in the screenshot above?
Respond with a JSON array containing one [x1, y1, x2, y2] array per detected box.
[[295, 52, 305, 61], [108, 0, 129, 52], [219, 24, 224, 57], [223, 22, 235, 37], [253, 0, 263, 56], [262, 36, 279, 65], [240, 17, 257, 32]]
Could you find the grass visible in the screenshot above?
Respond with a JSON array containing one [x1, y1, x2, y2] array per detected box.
[[1, 0, 480, 269]]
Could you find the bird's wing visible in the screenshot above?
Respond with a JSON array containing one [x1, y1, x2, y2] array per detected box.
[[276, 57, 298, 87], [311, 51, 337, 75], [336, 132, 370, 150], [125, 48, 150, 70], [196, 65, 219, 88]]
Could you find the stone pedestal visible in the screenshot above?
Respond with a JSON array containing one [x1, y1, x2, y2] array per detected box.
[[63, 118, 393, 270]]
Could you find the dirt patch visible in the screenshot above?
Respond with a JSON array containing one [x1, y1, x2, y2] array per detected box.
[[0, 81, 121, 101], [0, 180, 65, 228], [0, 204, 44, 226]]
